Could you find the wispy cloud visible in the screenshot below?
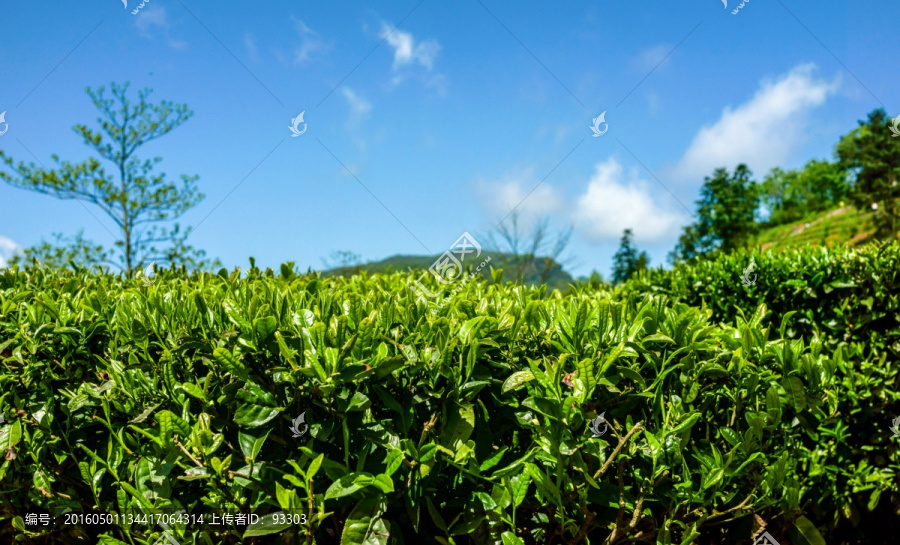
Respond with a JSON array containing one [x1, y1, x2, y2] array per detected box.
[[244, 32, 259, 63], [645, 91, 661, 115], [341, 87, 372, 122], [0, 236, 22, 268], [291, 18, 331, 64], [380, 22, 440, 70], [574, 158, 685, 245], [670, 63, 840, 181], [632, 44, 672, 72], [134, 6, 187, 50], [476, 167, 563, 229]]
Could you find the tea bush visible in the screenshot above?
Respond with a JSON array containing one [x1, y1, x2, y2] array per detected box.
[[0, 246, 896, 544], [620, 242, 900, 542], [621, 242, 900, 358]]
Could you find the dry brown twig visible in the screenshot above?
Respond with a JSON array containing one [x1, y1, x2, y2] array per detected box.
[[174, 439, 203, 467], [593, 422, 644, 480], [600, 458, 651, 545]]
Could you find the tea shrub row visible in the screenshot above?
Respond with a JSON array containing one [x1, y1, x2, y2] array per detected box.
[[0, 244, 896, 543], [620, 242, 900, 542]]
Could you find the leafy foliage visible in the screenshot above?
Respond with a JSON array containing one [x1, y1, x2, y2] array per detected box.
[[836, 108, 900, 239], [0, 244, 897, 543], [671, 165, 760, 264], [8, 230, 111, 269], [760, 160, 849, 226], [624, 241, 900, 542]]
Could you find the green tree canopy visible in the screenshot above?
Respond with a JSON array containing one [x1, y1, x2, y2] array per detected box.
[[670, 164, 759, 263], [836, 108, 900, 239], [760, 159, 849, 225], [611, 228, 649, 284], [0, 82, 216, 274]]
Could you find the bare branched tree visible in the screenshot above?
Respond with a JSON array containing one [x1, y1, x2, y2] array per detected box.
[[322, 250, 363, 270], [485, 212, 575, 285]]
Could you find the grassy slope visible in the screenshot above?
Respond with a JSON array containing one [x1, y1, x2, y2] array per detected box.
[[751, 204, 877, 253]]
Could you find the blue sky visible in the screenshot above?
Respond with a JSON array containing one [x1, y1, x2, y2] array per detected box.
[[0, 1, 897, 277]]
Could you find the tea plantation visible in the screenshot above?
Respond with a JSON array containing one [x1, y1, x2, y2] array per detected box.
[[0, 242, 898, 544]]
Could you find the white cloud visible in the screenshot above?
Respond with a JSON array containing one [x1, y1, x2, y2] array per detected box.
[[0, 236, 22, 268], [341, 87, 372, 121], [476, 167, 563, 226], [134, 6, 186, 49], [645, 91, 661, 115], [380, 22, 440, 70], [244, 33, 259, 63], [574, 158, 685, 244], [135, 5, 168, 35], [337, 163, 363, 179], [670, 63, 840, 181], [633, 44, 671, 72], [292, 18, 330, 64]]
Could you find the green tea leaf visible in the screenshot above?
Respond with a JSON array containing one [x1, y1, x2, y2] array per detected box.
[[782, 376, 807, 412], [307, 453, 325, 481], [255, 316, 277, 341], [766, 385, 782, 425], [325, 472, 377, 500], [274, 331, 298, 369], [0, 420, 22, 452], [341, 495, 389, 545], [479, 447, 507, 472], [793, 515, 826, 545], [243, 512, 292, 537], [213, 348, 248, 379], [238, 430, 271, 462], [501, 531, 526, 545], [181, 382, 206, 401], [502, 370, 534, 394], [234, 404, 280, 427], [701, 467, 724, 490], [668, 413, 701, 436]]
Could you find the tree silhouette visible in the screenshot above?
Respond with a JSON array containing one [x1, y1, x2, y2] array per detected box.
[[670, 164, 759, 263], [611, 228, 649, 284], [1, 82, 216, 274]]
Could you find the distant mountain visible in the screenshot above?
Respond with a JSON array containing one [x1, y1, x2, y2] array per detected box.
[[323, 251, 574, 291]]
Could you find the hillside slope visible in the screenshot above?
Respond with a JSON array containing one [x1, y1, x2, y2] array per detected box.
[[324, 251, 574, 291], [752, 204, 878, 252]]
